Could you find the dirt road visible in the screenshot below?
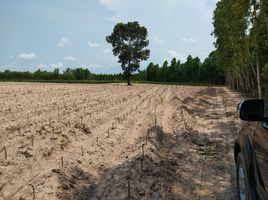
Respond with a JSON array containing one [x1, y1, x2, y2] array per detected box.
[[0, 83, 242, 199]]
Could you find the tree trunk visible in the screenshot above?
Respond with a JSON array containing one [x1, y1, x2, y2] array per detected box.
[[127, 72, 131, 85], [127, 65, 131, 86], [250, 61, 257, 80], [256, 54, 262, 98], [246, 68, 251, 92]]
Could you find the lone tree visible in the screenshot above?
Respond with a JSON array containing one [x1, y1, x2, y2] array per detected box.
[[106, 21, 150, 85]]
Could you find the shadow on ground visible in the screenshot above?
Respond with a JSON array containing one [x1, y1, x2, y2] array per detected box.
[[56, 127, 236, 199]]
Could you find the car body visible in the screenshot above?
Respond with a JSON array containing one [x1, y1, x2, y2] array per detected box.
[[234, 99, 268, 200]]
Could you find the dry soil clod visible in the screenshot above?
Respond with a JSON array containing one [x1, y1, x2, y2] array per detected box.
[[81, 146, 84, 156], [49, 117, 52, 126], [31, 135, 34, 147], [57, 106, 60, 121], [107, 129, 110, 138], [29, 184, 35, 200], [17, 125, 21, 135], [61, 156, 64, 168], [2, 146, 7, 160]]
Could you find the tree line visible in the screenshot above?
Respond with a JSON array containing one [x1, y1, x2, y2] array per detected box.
[[0, 53, 224, 85], [213, 0, 268, 98], [0, 68, 124, 81], [146, 52, 224, 84]]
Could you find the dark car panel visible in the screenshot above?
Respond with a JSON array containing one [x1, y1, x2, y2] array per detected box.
[[239, 123, 258, 197], [253, 122, 268, 198], [235, 99, 268, 200]]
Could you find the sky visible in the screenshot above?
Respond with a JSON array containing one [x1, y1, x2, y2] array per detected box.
[[0, 0, 218, 74]]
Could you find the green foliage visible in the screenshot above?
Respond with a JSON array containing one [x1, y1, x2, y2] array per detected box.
[[144, 52, 224, 84], [213, 0, 268, 96], [264, 63, 268, 79], [106, 21, 150, 85], [0, 68, 124, 81], [146, 63, 159, 81], [199, 51, 225, 84]]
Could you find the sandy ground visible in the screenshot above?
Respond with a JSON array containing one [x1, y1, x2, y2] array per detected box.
[[0, 83, 243, 200]]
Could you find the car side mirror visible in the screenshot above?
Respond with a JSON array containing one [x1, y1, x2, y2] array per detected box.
[[237, 99, 264, 121]]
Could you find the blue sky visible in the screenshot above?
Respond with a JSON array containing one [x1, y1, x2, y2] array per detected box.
[[0, 0, 218, 74]]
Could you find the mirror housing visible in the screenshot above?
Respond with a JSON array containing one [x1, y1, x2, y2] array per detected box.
[[237, 99, 264, 121]]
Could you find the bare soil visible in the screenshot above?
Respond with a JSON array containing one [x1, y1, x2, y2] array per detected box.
[[0, 83, 243, 200]]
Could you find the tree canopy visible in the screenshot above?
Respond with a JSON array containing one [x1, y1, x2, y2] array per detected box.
[[146, 53, 224, 84], [213, 0, 268, 98], [106, 21, 150, 85]]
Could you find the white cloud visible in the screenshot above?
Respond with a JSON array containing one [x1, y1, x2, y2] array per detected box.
[[88, 41, 99, 48], [81, 64, 100, 69], [88, 64, 100, 68], [0, 65, 14, 70], [103, 49, 111, 54], [37, 63, 46, 68], [58, 37, 70, 48], [64, 56, 76, 61], [165, 50, 186, 62], [50, 63, 64, 68], [81, 63, 119, 70], [18, 52, 37, 60], [167, 50, 179, 58]]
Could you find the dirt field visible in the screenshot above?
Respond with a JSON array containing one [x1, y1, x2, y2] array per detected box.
[[0, 83, 243, 200]]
